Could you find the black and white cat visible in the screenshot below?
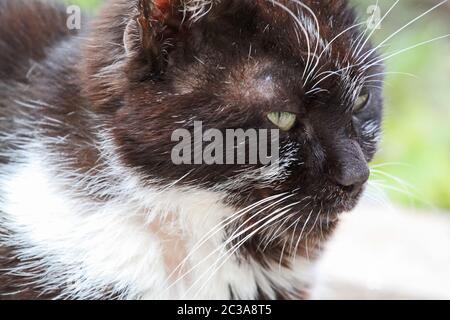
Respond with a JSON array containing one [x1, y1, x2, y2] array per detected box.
[[0, 0, 383, 299]]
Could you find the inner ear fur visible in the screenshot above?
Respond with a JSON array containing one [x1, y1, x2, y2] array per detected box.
[[123, 0, 191, 77]]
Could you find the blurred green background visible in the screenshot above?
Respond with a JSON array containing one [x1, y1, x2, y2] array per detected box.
[[67, 0, 450, 210], [351, 0, 450, 210]]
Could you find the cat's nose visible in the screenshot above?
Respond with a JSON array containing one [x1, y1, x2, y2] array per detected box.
[[330, 140, 370, 192], [334, 162, 370, 189]]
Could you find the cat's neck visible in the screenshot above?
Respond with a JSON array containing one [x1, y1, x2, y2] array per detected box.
[[1, 132, 315, 299]]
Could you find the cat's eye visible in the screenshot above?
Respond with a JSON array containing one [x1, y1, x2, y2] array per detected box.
[[267, 112, 297, 131], [353, 93, 370, 113]]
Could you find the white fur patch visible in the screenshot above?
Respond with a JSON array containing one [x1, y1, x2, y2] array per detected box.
[[0, 139, 314, 299]]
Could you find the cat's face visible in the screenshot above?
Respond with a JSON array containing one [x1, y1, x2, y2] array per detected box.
[[106, 0, 383, 257]]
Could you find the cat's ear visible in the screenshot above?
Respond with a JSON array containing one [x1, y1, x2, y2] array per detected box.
[[124, 0, 193, 77]]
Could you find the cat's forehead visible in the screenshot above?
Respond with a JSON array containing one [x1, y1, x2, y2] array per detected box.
[[179, 0, 375, 102], [224, 0, 369, 101], [226, 60, 282, 104], [258, 1, 368, 89]]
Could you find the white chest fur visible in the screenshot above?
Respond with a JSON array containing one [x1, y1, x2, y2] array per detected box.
[[0, 154, 314, 299]]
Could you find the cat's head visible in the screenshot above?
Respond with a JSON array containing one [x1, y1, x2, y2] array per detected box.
[[84, 0, 383, 259]]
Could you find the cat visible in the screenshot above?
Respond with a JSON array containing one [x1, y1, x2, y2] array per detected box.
[[0, 0, 383, 299]]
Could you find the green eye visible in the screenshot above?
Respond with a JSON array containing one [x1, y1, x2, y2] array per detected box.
[[267, 112, 297, 131], [353, 93, 370, 113]]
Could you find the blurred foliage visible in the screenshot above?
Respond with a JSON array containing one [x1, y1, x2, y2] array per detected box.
[[67, 0, 102, 8], [70, 0, 450, 210]]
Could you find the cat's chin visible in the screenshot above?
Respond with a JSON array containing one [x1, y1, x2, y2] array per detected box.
[[260, 182, 366, 245], [316, 186, 365, 219], [229, 185, 365, 262]]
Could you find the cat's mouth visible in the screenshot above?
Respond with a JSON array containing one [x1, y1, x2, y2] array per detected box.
[[246, 181, 366, 217], [286, 188, 363, 228], [227, 182, 366, 252], [226, 185, 364, 261], [317, 183, 366, 214]]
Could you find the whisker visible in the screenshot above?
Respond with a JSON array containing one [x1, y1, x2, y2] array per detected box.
[[363, 34, 450, 70], [187, 205, 296, 298], [268, 0, 312, 78], [291, 0, 322, 81], [308, 64, 360, 92], [163, 193, 289, 291], [369, 180, 415, 199], [371, 168, 417, 191], [364, 71, 419, 80], [370, 162, 414, 169], [292, 208, 314, 261], [165, 193, 295, 293], [288, 202, 311, 252], [358, 0, 448, 64], [350, 0, 380, 57], [305, 22, 366, 85], [365, 182, 397, 211], [260, 210, 297, 251], [354, 0, 400, 60]]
